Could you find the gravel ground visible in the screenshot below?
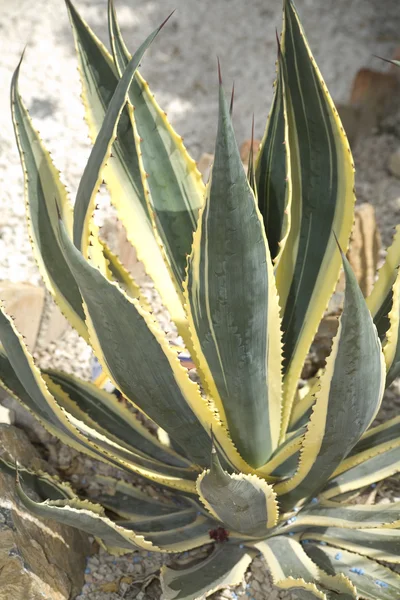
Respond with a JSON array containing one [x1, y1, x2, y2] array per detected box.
[[2, 0, 400, 598]]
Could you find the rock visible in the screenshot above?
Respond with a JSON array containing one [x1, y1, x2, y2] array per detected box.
[[39, 303, 69, 347], [0, 405, 14, 425], [100, 219, 147, 284], [389, 147, 400, 179], [348, 202, 381, 297], [0, 282, 45, 352], [197, 152, 214, 183], [0, 425, 90, 600]]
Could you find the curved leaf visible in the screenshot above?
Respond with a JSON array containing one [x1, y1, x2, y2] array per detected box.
[[15, 476, 161, 552], [161, 544, 253, 600], [197, 447, 278, 536], [277, 0, 355, 434], [65, 0, 187, 332], [292, 500, 400, 529], [108, 0, 205, 289], [304, 544, 400, 600], [275, 255, 385, 510], [10, 60, 87, 340], [301, 527, 400, 564]]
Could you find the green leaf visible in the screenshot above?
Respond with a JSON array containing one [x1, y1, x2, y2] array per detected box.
[[108, 0, 205, 288], [301, 527, 400, 564], [65, 0, 187, 333], [321, 445, 400, 500], [93, 475, 190, 520], [196, 447, 278, 536], [185, 78, 283, 468], [10, 59, 87, 339], [0, 455, 75, 502], [15, 476, 159, 552], [72, 8, 166, 252], [255, 45, 291, 262], [256, 536, 327, 599], [56, 219, 213, 468], [276, 0, 355, 434], [161, 545, 253, 600], [304, 544, 400, 600], [45, 369, 190, 468], [292, 500, 400, 529], [275, 255, 385, 510]]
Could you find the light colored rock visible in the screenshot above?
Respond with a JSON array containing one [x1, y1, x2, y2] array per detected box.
[[39, 302, 69, 347], [0, 405, 14, 425], [389, 147, 400, 179], [0, 282, 45, 352], [197, 152, 214, 183], [0, 425, 90, 600]]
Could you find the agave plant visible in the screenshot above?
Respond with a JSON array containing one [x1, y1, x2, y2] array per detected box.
[[2, 0, 400, 598]]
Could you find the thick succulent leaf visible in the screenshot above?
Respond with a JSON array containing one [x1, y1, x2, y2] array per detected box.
[[125, 514, 215, 552], [46, 375, 197, 482], [65, 0, 187, 333], [45, 369, 190, 468], [291, 500, 400, 529], [185, 79, 283, 469], [382, 267, 400, 386], [275, 255, 385, 510], [366, 224, 400, 340], [321, 445, 400, 500], [256, 45, 291, 263], [277, 0, 355, 434], [197, 448, 278, 536], [161, 544, 253, 600], [256, 537, 327, 599], [57, 218, 255, 473], [72, 9, 163, 253], [318, 574, 357, 600], [119, 508, 198, 532], [0, 314, 196, 492], [93, 474, 190, 520], [305, 544, 400, 600], [302, 527, 400, 564], [262, 428, 304, 478], [349, 415, 400, 457], [10, 60, 87, 340], [15, 476, 161, 552], [0, 456, 75, 502], [108, 0, 204, 288]]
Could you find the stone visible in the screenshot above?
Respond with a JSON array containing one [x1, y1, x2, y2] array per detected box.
[[0, 282, 45, 352], [197, 152, 214, 183], [0, 405, 13, 425], [389, 147, 400, 179], [39, 303, 69, 347], [100, 219, 147, 284], [0, 425, 90, 600]]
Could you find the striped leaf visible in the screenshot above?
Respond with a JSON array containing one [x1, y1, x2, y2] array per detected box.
[[65, 0, 187, 332], [256, 537, 327, 599], [196, 447, 278, 536], [305, 544, 400, 600], [72, 10, 164, 252], [108, 0, 204, 289], [185, 76, 283, 468], [276, 0, 355, 434], [321, 445, 400, 500], [161, 545, 253, 600], [275, 255, 385, 510], [93, 475, 190, 520], [255, 44, 291, 262], [301, 528, 400, 564], [15, 476, 160, 552], [292, 501, 400, 529], [0, 313, 196, 492], [45, 369, 190, 468], [57, 218, 251, 474], [0, 456, 75, 502], [366, 224, 400, 340], [382, 267, 400, 386], [10, 60, 87, 340]]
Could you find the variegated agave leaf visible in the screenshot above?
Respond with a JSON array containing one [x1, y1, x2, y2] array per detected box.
[[2, 1, 400, 600]]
